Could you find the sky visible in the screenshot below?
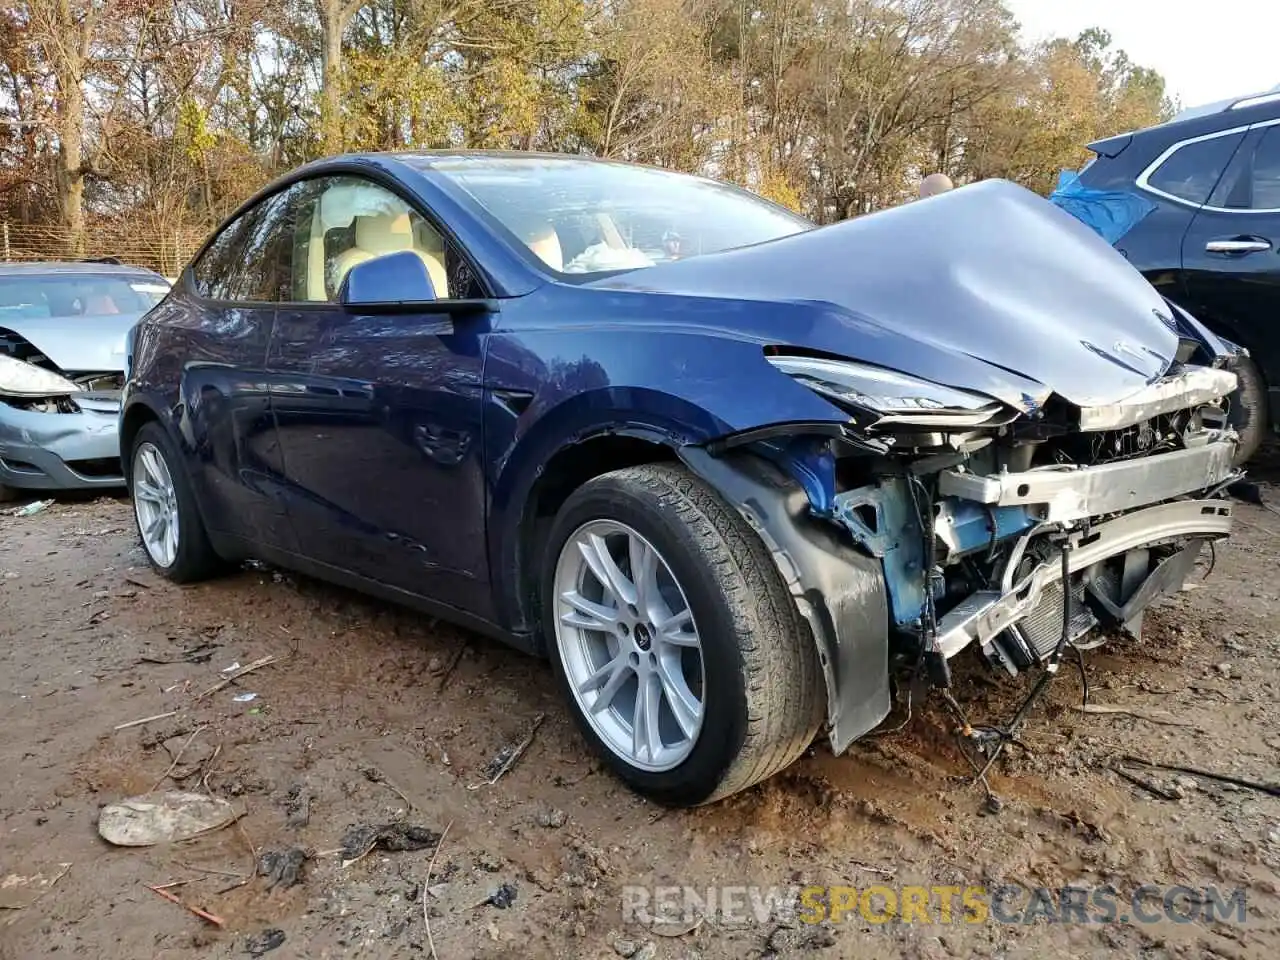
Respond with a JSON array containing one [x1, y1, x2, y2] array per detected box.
[[1004, 0, 1278, 109]]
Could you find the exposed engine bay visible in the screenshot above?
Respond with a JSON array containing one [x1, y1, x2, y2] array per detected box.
[[809, 362, 1233, 670], [683, 345, 1241, 767], [0, 327, 125, 396], [0, 338, 126, 493]]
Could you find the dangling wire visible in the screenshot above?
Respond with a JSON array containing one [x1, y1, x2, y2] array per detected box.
[[943, 537, 1076, 810]]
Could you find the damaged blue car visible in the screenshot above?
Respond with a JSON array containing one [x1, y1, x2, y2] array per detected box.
[[122, 154, 1241, 805]]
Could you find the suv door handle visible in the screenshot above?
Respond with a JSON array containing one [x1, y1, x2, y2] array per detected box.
[[1205, 237, 1272, 255]]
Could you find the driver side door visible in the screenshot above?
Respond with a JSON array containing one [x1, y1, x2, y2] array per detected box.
[[265, 174, 495, 618]]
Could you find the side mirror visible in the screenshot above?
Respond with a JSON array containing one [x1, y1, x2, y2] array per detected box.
[[339, 250, 437, 310]]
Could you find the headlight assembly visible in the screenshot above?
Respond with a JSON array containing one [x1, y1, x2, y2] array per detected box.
[[0, 353, 83, 399], [766, 355, 1008, 428]]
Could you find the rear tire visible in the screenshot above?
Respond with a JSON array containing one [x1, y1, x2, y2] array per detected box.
[[128, 422, 224, 583], [541, 463, 825, 806], [1228, 356, 1267, 466]]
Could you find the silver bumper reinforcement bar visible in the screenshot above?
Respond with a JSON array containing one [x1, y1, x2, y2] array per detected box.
[[937, 439, 1237, 523], [935, 498, 1233, 659]]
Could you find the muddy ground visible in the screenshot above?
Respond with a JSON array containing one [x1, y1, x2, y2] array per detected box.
[[1, 460, 1279, 960]]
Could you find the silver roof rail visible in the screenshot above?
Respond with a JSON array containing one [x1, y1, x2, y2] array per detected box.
[[1228, 90, 1280, 111]]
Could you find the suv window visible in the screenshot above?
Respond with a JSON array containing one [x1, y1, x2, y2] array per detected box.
[[228, 184, 309, 302], [190, 208, 260, 300], [190, 184, 305, 302], [1247, 125, 1280, 209], [288, 176, 482, 302], [1145, 132, 1244, 205], [191, 176, 482, 303]]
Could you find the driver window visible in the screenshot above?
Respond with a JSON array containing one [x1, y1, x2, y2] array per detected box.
[[289, 177, 480, 302]]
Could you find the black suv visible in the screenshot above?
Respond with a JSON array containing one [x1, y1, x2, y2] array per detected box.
[[1078, 89, 1280, 463]]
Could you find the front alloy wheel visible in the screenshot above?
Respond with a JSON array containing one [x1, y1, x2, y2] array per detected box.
[[542, 463, 826, 806], [554, 519, 705, 772]]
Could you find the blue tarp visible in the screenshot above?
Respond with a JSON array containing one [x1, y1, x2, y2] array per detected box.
[[1048, 169, 1157, 245]]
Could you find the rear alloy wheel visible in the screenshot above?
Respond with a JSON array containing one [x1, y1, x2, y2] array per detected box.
[[133, 440, 179, 568], [129, 422, 223, 583], [542, 463, 826, 806]]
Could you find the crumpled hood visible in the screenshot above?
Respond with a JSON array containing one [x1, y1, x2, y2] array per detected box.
[[591, 179, 1187, 409], [0, 313, 140, 373]]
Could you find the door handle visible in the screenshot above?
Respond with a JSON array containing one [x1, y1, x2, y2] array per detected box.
[[1205, 237, 1271, 254]]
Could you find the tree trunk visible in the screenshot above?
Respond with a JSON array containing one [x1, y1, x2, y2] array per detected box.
[[53, 0, 87, 257], [319, 0, 350, 155]]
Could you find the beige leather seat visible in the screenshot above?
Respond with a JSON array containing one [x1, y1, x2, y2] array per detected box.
[[523, 223, 564, 272], [328, 212, 449, 299]]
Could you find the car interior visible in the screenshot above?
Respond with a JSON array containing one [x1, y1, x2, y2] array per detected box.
[[320, 211, 450, 300]]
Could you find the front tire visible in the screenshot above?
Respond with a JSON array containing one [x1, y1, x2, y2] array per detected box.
[[129, 422, 224, 583], [541, 463, 825, 806]]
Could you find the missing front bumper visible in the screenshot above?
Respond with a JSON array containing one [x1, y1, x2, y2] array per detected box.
[[937, 439, 1237, 523], [934, 498, 1232, 660]]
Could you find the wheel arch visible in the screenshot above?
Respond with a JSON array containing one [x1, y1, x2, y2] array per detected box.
[[506, 428, 683, 653], [119, 399, 164, 483]]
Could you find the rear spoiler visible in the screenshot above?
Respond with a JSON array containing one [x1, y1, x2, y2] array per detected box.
[[1086, 133, 1133, 159]]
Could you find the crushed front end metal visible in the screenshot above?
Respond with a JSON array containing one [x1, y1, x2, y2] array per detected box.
[[689, 359, 1240, 754], [0, 353, 123, 492]]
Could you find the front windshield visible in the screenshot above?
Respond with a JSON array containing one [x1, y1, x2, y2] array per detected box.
[[420, 156, 812, 276], [0, 274, 169, 319]]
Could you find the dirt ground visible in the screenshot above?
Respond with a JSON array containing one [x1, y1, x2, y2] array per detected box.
[[1, 458, 1279, 960]]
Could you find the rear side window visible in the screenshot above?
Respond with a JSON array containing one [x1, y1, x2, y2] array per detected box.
[[191, 208, 260, 299], [227, 184, 308, 302], [1145, 132, 1244, 205], [1246, 125, 1280, 209], [190, 184, 308, 302]]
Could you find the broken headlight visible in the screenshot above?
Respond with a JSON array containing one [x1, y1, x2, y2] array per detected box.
[[0, 354, 82, 400], [766, 355, 1006, 427]]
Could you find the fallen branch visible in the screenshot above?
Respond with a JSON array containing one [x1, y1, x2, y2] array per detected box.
[[363, 767, 413, 816], [114, 710, 178, 731], [214, 818, 259, 894], [151, 726, 207, 792], [196, 655, 279, 700], [1118, 755, 1280, 798], [177, 863, 242, 879], [423, 820, 452, 960], [146, 884, 225, 927], [849, 859, 897, 879], [436, 645, 466, 693], [1111, 763, 1180, 801], [200, 743, 222, 794], [468, 714, 545, 790], [1071, 703, 1193, 727]]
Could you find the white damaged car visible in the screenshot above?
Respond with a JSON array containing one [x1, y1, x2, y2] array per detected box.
[[0, 262, 169, 500]]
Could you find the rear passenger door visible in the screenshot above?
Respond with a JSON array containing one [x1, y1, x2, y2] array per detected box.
[[1180, 121, 1280, 380], [178, 187, 305, 553], [1128, 127, 1247, 297]]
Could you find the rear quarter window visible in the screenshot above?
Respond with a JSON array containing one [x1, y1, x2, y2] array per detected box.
[[1144, 131, 1245, 205]]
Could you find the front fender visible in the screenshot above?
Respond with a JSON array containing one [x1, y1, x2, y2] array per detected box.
[[677, 447, 892, 753], [485, 386, 722, 635], [481, 321, 854, 634]]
